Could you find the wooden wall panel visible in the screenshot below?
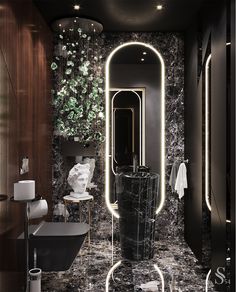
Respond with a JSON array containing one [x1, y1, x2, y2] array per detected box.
[[0, 0, 52, 291], [33, 39, 53, 215]]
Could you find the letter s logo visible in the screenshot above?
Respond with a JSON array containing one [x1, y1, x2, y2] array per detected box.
[[215, 267, 225, 285]]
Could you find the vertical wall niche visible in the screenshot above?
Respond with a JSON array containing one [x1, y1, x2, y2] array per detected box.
[[52, 32, 184, 240]]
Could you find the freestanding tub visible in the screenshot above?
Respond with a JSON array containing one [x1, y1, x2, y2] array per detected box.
[[18, 221, 89, 271]]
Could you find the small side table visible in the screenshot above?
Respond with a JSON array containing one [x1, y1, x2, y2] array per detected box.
[[63, 194, 94, 244]]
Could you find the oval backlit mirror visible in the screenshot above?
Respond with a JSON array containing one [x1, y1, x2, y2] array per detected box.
[[105, 42, 165, 218]]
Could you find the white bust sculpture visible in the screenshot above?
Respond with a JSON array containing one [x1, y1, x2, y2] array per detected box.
[[67, 163, 90, 198], [82, 158, 97, 188]]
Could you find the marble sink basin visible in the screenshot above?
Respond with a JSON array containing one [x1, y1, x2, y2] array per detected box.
[[116, 165, 150, 173], [117, 172, 159, 261], [121, 171, 157, 179]]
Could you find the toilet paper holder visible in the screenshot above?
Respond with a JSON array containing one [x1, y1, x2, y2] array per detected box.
[[11, 195, 46, 292], [28, 198, 48, 220]]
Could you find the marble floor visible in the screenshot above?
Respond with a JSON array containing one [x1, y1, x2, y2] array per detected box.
[[42, 237, 216, 292]]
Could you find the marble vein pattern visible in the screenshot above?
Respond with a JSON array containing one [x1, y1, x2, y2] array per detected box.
[[52, 32, 185, 239], [41, 237, 216, 292], [118, 172, 159, 260]]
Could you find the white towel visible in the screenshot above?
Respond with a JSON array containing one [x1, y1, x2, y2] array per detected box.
[[175, 162, 188, 199], [169, 161, 181, 192]]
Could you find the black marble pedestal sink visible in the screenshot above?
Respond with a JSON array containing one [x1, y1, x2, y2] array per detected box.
[[117, 172, 159, 261], [116, 165, 150, 173]]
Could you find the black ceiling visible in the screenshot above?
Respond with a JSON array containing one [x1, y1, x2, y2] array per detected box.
[[34, 0, 206, 32]]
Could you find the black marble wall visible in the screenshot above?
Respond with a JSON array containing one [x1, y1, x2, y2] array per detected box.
[[52, 32, 184, 240]]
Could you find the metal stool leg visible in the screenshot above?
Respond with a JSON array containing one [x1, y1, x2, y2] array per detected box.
[[79, 202, 82, 222], [64, 201, 68, 222]]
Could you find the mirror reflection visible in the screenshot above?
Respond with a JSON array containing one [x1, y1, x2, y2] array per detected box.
[[106, 43, 165, 218], [111, 89, 145, 172]]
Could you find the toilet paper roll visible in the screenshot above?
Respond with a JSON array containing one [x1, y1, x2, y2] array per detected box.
[[14, 180, 35, 201], [28, 199, 48, 219]]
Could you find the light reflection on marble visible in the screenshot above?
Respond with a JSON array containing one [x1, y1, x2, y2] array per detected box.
[[41, 237, 216, 292]]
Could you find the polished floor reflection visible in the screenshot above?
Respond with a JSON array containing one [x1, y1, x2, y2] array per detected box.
[[42, 237, 216, 292]]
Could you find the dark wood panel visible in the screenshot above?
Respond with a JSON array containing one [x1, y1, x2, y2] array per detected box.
[[33, 38, 52, 217], [0, 0, 52, 291]]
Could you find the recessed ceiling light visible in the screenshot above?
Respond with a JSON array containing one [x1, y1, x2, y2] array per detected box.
[[143, 52, 147, 55], [141, 58, 145, 62], [58, 23, 62, 27], [226, 42, 231, 46], [74, 4, 80, 10], [156, 4, 163, 10]]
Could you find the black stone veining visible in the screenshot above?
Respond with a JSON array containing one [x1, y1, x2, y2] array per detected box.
[[118, 172, 159, 260], [47, 31, 217, 292], [42, 238, 217, 292], [52, 32, 184, 240]]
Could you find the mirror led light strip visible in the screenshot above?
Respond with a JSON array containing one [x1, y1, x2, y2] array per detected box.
[[105, 42, 165, 218], [205, 54, 211, 212], [205, 55, 232, 223], [106, 262, 164, 292], [153, 264, 165, 292], [105, 261, 121, 292], [205, 269, 211, 291], [111, 89, 143, 176]]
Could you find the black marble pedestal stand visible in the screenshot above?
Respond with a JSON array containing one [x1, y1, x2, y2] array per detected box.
[[117, 172, 159, 261]]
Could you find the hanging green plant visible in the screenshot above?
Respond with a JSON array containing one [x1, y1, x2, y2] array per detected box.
[[52, 24, 105, 143]]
